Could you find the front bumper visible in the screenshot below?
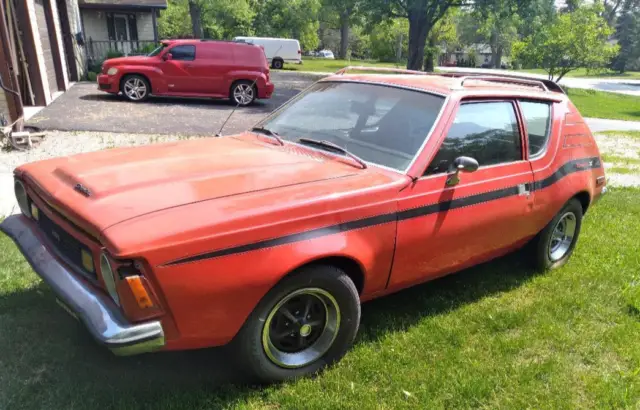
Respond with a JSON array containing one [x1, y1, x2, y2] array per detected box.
[[0, 215, 165, 355], [97, 74, 118, 93]]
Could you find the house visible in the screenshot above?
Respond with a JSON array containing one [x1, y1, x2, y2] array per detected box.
[[439, 44, 494, 68], [0, 0, 166, 129], [0, 0, 86, 128], [79, 0, 167, 62]]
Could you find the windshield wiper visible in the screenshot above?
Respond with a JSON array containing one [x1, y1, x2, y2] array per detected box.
[[251, 127, 284, 146], [297, 138, 367, 169]]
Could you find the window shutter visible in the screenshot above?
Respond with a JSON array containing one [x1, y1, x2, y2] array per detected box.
[[106, 13, 115, 41], [129, 14, 139, 45]]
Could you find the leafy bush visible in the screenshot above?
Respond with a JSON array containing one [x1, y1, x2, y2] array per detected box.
[[87, 71, 98, 82], [106, 49, 124, 59], [132, 43, 159, 55], [88, 59, 103, 74]]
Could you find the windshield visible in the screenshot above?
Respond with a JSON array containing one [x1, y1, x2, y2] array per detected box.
[[147, 44, 166, 57], [258, 82, 445, 171]]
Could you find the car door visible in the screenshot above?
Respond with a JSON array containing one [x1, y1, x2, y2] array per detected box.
[[388, 100, 537, 289], [161, 44, 200, 93]]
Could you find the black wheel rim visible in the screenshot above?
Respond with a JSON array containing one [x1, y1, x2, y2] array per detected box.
[[262, 288, 340, 368]]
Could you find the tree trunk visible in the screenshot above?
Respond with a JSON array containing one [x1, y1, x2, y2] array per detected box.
[[495, 46, 503, 69], [490, 30, 499, 68], [339, 11, 349, 60], [407, 12, 429, 71], [188, 0, 203, 39], [423, 36, 436, 72]]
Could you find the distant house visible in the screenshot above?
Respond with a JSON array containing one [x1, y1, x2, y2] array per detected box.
[[439, 44, 494, 68], [79, 0, 167, 61]]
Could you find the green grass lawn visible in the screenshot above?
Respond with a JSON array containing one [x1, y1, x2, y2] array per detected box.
[[1, 188, 639, 409], [567, 88, 640, 122], [281, 58, 403, 73], [517, 68, 640, 79]]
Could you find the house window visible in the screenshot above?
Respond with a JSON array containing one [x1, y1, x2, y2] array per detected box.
[[114, 15, 128, 41]]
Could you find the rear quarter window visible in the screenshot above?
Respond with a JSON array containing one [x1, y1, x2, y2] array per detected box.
[[520, 101, 552, 157]]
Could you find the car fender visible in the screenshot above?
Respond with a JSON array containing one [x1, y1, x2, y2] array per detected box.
[[116, 65, 166, 93]]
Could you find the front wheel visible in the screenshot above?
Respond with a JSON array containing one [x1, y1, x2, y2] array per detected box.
[[531, 198, 583, 270], [233, 265, 360, 382], [121, 74, 150, 102]]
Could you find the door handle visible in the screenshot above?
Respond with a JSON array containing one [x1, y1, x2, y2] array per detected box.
[[518, 183, 531, 197]]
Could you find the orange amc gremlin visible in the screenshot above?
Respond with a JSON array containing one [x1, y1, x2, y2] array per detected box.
[[2, 67, 607, 382]]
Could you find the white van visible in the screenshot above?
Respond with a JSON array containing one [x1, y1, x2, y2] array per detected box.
[[233, 37, 301, 69]]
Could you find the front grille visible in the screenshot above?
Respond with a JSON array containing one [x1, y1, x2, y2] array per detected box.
[[99, 83, 111, 90], [35, 207, 97, 280]]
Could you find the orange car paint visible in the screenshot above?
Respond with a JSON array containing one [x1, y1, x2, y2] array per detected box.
[[13, 74, 605, 351]]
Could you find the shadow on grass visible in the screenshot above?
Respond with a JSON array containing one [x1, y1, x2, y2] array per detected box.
[[0, 250, 541, 409]]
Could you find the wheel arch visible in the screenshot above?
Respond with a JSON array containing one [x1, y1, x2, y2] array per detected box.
[[119, 72, 153, 93], [572, 191, 591, 214], [284, 255, 366, 296], [229, 79, 259, 99]]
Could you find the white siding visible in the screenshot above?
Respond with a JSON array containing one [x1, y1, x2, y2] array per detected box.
[[0, 90, 9, 120], [26, 0, 52, 105], [135, 12, 155, 41], [67, 0, 86, 78], [50, 0, 69, 88], [82, 9, 109, 42], [82, 10, 155, 42]]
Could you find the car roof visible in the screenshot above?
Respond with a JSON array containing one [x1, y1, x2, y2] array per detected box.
[[321, 69, 567, 101]]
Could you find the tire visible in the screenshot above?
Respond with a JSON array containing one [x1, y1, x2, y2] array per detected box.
[[233, 265, 361, 383], [531, 198, 583, 270], [230, 80, 256, 106], [272, 59, 284, 69], [120, 74, 150, 102]]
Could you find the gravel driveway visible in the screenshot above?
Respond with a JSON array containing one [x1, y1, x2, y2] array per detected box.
[[26, 72, 322, 136]]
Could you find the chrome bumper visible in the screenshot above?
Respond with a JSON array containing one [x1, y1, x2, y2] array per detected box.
[[0, 215, 165, 356]]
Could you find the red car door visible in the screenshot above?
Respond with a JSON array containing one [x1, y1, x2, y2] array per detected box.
[[388, 99, 537, 289], [161, 44, 201, 93]]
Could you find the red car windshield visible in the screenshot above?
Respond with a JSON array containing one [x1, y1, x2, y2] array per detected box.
[[258, 81, 445, 171]]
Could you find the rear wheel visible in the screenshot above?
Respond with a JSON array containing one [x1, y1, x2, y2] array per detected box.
[[121, 74, 150, 102], [230, 81, 256, 106], [531, 198, 583, 270], [233, 265, 360, 382], [272, 58, 284, 69]]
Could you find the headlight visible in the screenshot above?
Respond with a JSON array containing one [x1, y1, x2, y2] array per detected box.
[[14, 179, 31, 218], [100, 253, 120, 305], [107, 67, 118, 75]]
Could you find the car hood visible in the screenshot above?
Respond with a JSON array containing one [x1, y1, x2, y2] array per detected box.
[[18, 134, 360, 234], [105, 56, 153, 66]]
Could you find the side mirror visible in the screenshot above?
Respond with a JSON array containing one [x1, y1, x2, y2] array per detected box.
[[162, 52, 173, 61], [446, 156, 479, 186]]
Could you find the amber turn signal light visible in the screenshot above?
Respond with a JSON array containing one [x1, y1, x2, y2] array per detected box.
[[125, 275, 154, 309]]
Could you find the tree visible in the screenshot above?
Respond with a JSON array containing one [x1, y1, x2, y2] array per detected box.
[[474, 0, 521, 68], [252, 0, 321, 50], [189, 0, 203, 38], [511, 4, 619, 82], [423, 9, 458, 71], [158, 0, 192, 38], [323, 0, 363, 59], [611, 0, 640, 73], [365, 0, 464, 70]]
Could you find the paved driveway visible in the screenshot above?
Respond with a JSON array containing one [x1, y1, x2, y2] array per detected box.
[[26, 72, 321, 136]]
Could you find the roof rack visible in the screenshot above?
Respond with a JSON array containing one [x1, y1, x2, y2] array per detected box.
[[459, 75, 548, 91], [438, 71, 565, 94], [335, 66, 429, 76]]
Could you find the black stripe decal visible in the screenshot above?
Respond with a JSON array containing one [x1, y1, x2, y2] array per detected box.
[[163, 157, 601, 266]]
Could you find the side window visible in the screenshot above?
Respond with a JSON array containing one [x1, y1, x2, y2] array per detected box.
[[169, 45, 196, 61], [520, 101, 551, 157], [425, 101, 522, 175]]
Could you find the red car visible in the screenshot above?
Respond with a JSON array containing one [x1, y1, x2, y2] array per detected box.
[[2, 68, 606, 382], [97, 39, 275, 106]]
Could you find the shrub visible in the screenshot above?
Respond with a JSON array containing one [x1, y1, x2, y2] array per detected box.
[[87, 71, 98, 82], [132, 43, 159, 55], [106, 49, 124, 59]]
